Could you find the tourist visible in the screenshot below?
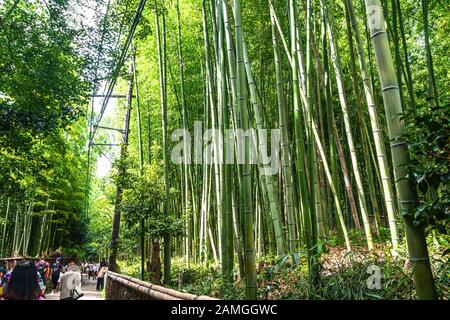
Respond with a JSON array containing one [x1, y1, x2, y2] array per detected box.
[[59, 265, 83, 300], [92, 263, 98, 280], [35, 257, 50, 287], [0, 262, 7, 297], [0, 262, 7, 277], [0, 262, 7, 284], [51, 257, 63, 293], [96, 261, 108, 291], [1, 272, 11, 295], [86, 262, 92, 279], [36, 269, 45, 295], [64, 259, 81, 273], [2, 260, 44, 300]]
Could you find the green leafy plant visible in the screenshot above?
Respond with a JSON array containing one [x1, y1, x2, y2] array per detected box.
[[404, 103, 450, 234]]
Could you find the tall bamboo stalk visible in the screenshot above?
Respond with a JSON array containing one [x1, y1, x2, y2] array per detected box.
[[108, 64, 134, 272], [396, 0, 415, 109], [322, 0, 374, 250], [242, 34, 285, 256], [345, 0, 399, 249], [234, 0, 256, 299], [304, 0, 318, 282], [289, 0, 310, 252], [421, 0, 438, 108], [133, 50, 146, 280], [175, 0, 192, 270], [0, 197, 10, 257], [216, 0, 233, 282], [269, 4, 293, 256], [155, 0, 171, 284], [364, 0, 437, 299]]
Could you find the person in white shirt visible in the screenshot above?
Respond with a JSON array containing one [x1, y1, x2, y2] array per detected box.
[[96, 262, 108, 291], [59, 261, 83, 300], [92, 264, 98, 280]]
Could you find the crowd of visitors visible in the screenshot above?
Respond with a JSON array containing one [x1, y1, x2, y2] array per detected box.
[[81, 261, 108, 291], [0, 257, 108, 300]]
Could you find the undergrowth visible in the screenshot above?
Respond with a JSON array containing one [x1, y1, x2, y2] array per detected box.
[[121, 235, 449, 300]]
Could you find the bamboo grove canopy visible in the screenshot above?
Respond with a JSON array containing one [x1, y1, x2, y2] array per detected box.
[[0, 0, 449, 300]]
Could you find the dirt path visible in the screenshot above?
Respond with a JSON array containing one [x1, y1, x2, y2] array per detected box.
[[46, 273, 104, 300]]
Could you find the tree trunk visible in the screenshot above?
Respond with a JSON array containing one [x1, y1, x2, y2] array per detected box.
[[108, 64, 134, 272], [364, 0, 437, 299]]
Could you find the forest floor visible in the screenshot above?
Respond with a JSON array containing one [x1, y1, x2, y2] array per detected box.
[[256, 240, 449, 300], [113, 234, 449, 300], [159, 236, 449, 300]]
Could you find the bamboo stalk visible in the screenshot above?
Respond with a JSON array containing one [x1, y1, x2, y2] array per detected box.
[[345, 0, 400, 248], [364, 0, 437, 299], [322, 0, 374, 250], [234, 0, 257, 299], [0, 197, 10, 257]]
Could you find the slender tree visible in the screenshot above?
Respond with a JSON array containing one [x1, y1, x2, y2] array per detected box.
[[109, 64, 134, 272], [154, 0, 171, 284], [421, 0, 439, 108], [364, 0, 437, 299], [345, 0, 399, 249], [234, 0, 257, 299], [322, 0, 374, 250]]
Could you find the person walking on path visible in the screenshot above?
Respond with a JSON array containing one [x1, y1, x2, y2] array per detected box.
[[63, 260, 81, 273], [35, 258, 50, 286], [0, 262, 7, 297], [0, 262, 7, 278], [96, 262, 108, 291], [51, 257, 63, 293], [92, 263, 98, 280], [59, 260, 83, 300], [86, 263, 92, 280], [2, 261, 44, 300]]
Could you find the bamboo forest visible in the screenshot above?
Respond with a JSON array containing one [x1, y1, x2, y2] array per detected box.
[[0, 0, 449, 301]]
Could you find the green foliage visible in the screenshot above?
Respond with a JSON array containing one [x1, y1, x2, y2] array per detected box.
[[122, 164, 184, 239], [168, 258, 244, 299], [258, 240, 449, 300], [1, 0, 449, 300], [0, 1, 88, 139], [117, 258, 142, 277], [83, 178, 114, 261], [0, 0, 95, 256], [404, 102, 450, 233], [162, 239, 449, 300]]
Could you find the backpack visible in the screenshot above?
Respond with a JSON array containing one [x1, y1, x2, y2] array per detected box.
[[60, 289, 84, 300], [52, 263, 61, 275], [36, 262, 46, 276]]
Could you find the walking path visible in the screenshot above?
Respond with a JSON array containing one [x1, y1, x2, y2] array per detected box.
[[46, 274, 104, 300]]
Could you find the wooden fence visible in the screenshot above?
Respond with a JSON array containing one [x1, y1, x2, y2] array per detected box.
[[0, 257, 58, 271], [106, 271, 218, 300]]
